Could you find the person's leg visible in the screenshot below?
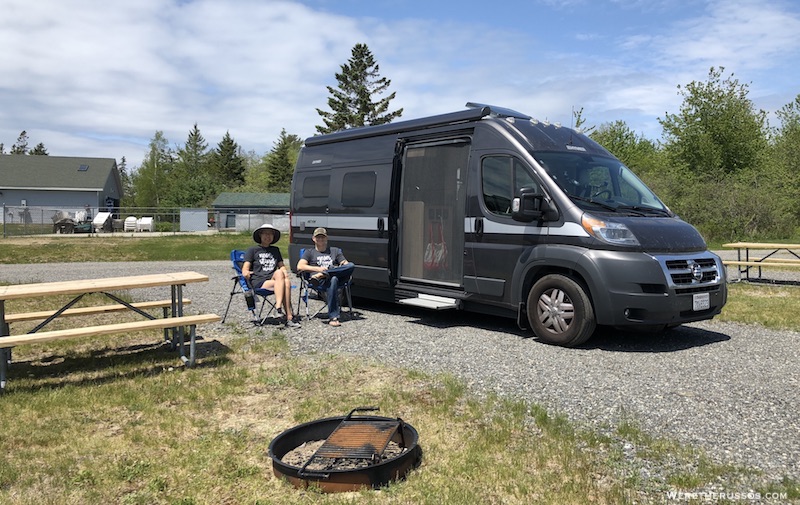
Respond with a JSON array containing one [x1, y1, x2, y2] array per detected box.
[[327, 275, 341, 323]]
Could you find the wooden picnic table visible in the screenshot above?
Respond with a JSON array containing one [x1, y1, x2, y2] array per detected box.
[[0, 271, 220, 391], [721, 242, 800, 283]]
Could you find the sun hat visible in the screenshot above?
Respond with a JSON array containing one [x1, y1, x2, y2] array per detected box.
[[252, 223, 281, 244], [313, 227, 327, 237]]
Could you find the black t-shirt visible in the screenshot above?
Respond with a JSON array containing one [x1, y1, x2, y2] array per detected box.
[[301, 246, 346, 269], [244, 245, 283, 288]]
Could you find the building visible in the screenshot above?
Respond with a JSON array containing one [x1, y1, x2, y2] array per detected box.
[[210, 192, 290, 231], [0, 155, 122, 221]]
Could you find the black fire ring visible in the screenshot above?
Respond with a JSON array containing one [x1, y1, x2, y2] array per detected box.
[[268, 411, 422, 493]]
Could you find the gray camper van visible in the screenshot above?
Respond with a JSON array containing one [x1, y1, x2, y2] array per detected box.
[[289, 103, 727, 346]]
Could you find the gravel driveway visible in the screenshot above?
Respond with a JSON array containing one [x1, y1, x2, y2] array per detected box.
[[2, 260, 798, 486]]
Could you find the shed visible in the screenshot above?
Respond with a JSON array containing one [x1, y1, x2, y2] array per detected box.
[[210, 192, 289, 231]]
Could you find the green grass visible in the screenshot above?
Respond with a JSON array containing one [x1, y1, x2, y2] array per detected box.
[[0, 233, 266, 264]]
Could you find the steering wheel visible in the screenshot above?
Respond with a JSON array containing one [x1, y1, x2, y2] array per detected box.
[[592, 189, 612, 200]]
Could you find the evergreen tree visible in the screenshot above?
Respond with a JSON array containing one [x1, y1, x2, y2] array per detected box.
[[131, 131, 173, 207], [29, 142, 48, 155], [210, 131, 246, 188], [316, 43, 403, 134], [168, 123, 216, 206], [10, 131, 29, 154], [265, 129, 303, 192], [118, 156, 134, 205]]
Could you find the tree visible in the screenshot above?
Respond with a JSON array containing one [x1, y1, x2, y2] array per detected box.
[[210, 131, 246, 188], [265, 129, 303, 192], [658, 67, 776, 240], [167, 123, 216, 207], [131, 131, 173, 207], [10, 131, 29, 155], [659, 67, 768, 178], [118, 156, 134, 205], [316, 43, 403, 134], [29, 142, 48, 155], [590, 120, 659, 173]]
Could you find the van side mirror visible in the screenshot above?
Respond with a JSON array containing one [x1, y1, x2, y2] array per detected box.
[[512, 188, 557, 222]]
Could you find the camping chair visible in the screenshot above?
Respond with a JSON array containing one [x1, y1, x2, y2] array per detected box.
[[297, 248, 354, 321], [222, 249, 278, 325]]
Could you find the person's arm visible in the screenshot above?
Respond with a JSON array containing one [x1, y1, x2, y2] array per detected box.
[[242, 261, 253, 280], [335, 248, 349, 266], [297, 252, 327, 273]]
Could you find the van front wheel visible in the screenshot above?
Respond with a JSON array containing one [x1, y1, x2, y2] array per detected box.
[[527, 274, 596, 347]]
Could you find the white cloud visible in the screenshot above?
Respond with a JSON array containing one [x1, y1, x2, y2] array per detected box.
[[0, 0, 797, 163]]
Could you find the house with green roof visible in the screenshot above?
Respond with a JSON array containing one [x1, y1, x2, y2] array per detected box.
[[0, 155, 122, 221], [210, 192, 290, 231]]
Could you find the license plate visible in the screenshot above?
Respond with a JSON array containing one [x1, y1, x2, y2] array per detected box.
[[693, 293, 710, 311]]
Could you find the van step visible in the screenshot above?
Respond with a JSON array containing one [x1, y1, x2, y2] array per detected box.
[[397, 294, 459, 310]]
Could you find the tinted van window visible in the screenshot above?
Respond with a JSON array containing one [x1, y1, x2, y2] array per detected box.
[[342, 171, 376, 207], [482, 156, 538, 217]]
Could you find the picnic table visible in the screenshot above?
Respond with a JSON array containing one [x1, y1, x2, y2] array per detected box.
[[0, 271, 220, 391], [722, 242, 800, 283]]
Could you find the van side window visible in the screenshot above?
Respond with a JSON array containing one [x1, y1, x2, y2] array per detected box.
[[302, 175, 330, 198], [482, 156, 538, 217], [342, 171, 377, 207]]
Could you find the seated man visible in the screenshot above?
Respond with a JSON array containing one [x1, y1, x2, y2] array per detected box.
[[296, 227, 355, 327], [242, 223, 300, 328]]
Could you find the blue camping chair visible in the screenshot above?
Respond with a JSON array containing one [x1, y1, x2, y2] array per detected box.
[[297, 248, 354, 321], [222, 249, 278, 325]]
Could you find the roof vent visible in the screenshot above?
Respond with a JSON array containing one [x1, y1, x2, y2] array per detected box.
[[78, 164, 89, 171]]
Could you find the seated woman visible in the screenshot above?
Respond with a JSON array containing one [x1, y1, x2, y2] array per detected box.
[[242, 224, 300, 328]]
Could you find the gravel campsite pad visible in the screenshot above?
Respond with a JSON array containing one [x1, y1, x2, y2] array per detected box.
[[2, 260, 798, 487]]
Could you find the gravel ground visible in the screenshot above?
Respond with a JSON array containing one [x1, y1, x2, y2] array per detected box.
[[2, 259, 798, 490]]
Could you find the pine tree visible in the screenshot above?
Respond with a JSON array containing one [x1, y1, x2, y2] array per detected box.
[[210, 131, 246, 188], [29, 142, 49, 155], [169, 123, 216, 206], [316, 43, 403, 134], [265, 129, 303, 192], [10, 131, 29, 154]]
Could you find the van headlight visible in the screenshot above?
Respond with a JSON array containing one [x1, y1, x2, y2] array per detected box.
[[581, 214, 640, 246]]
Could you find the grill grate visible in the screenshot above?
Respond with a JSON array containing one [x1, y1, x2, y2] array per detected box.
[[314, 420, 401, 460], [299, 407, 404, 476]]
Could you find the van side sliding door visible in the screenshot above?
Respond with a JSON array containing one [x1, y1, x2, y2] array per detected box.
[[397, 139, 470, 286]]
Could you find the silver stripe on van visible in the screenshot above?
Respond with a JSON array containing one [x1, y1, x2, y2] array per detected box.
[[294, 214, 589, 238]]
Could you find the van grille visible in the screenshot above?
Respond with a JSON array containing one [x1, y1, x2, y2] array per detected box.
[[659, 255, 721, 287]]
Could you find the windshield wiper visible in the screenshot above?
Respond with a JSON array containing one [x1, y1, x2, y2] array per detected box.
[[616, 205, 672, 217], [570, 195, 622, 213]]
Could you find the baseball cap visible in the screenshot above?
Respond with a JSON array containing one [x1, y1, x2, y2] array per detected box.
[[313, 227, 327, 237]]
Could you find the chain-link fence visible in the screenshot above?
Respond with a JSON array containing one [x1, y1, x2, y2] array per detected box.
[[2, 205, 289, 237]]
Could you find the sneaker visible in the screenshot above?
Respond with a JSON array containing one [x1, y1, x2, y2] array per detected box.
[[276, 307, 284, 317], [285, 319, 301, 329]]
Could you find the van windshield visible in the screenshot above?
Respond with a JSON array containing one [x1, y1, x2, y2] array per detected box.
[[534, 151, 671, 216]]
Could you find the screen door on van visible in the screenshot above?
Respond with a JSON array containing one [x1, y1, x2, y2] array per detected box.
[[399, 140, 469, 285]]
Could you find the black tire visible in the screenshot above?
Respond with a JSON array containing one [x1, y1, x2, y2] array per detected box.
[[527, 274, 596, 347]]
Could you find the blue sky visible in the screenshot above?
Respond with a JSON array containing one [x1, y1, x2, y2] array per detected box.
[[1, 0, 798, 166]]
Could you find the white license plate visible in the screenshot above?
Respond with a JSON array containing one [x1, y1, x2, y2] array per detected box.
[[693, 293, 710, 311]]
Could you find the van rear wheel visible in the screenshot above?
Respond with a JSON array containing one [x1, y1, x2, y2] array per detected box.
[[527, 274, 596, 347]]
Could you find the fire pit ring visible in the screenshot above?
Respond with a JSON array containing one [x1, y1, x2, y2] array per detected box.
[[268, 408, 422, 493]]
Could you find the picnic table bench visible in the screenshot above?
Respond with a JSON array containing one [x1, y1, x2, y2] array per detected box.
[[0, 271, 221, 392], [722, 242, 800, 283]]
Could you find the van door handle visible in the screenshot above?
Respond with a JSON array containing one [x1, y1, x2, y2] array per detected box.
[[475, 218, 483, 239], [377, 217, 385, 236]]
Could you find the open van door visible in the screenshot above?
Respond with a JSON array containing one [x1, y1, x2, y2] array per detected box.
[[396, 139, 470, 287]]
